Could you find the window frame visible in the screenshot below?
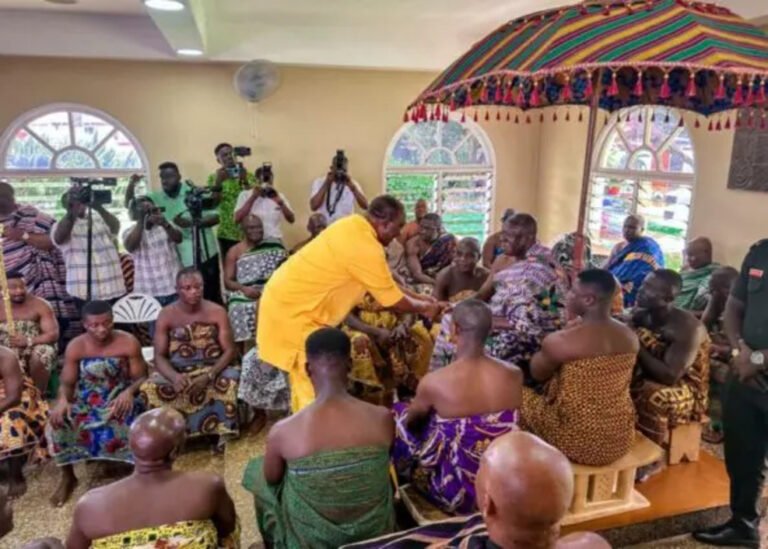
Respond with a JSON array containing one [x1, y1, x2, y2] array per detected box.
[[587, 106, 697, 261], [382, 117, 496, 241]]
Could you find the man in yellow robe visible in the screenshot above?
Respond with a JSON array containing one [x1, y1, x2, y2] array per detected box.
[[257, 195, 442, 411]]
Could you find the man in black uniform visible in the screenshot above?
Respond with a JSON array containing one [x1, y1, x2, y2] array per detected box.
[[694, 239, 768, 548]]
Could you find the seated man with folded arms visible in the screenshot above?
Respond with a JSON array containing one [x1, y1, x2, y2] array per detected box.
[[0, 345, 48, 498], [523, 269, 639, 466], [345, 432, 610, 549], [402, 213, 457, 292], [140, 268, 240, 451], [66, 408, 238, 549], [393, 299, 522, 514], [434, 237, 489, 303], [48, 300, 147, 507], [0, 272, 58, 393], [242, 328, 395, 548], [630, 270, 710, 447]]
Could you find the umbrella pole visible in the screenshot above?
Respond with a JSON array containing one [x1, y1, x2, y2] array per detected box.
[[573, 74, 602, 272]]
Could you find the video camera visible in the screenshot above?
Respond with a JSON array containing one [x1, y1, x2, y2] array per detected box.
[[225, 146, 252, 179], [332, 150, 348, 182], [255, 162, 277, 198], [69, 177, 117, 207], [183, 181, 215, 220]]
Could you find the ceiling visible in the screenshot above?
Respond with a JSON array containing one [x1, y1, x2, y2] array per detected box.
[[0, 0, 766, 70]]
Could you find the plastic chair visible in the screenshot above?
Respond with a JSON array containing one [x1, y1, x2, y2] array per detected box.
[[112, 293, 162, 362]]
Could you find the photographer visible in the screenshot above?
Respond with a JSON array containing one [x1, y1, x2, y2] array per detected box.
[[234, 164, 295, 242], [52, 186, 125, 306], [145, 162, 223, 305], [208, 143, 256, 257], [309, 150, 368, 224], [123, 196, 182, 307]]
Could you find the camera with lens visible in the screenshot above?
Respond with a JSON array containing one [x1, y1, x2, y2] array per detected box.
[[234, 146, 252, 158], [255, 162, 277, 198], [70, 177, 117, 207], [183, 181, 215, 220], [332, 150, 348, 182]]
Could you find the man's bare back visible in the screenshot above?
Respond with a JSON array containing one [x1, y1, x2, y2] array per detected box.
[[72, 471, 226, 541], [272, 395, 393, 461], [419, 356, 522, 419], [545, 318, 639, 364]]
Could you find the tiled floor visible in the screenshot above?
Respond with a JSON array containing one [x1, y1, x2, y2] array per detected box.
[[3, 432, 765, 548]]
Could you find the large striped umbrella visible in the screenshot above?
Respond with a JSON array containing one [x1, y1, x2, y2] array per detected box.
[[406, 0, 768, 262]]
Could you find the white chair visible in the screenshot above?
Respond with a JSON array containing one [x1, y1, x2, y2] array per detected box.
[[112, 293, 162, 363]]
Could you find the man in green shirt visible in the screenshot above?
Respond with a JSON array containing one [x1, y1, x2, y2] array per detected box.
[[694, 238, 768, 549], [127, 162, 222, 305], [676, 237, 719, 313], [208, 143, 255, 258]]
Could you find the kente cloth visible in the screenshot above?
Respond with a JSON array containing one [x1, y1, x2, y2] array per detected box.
[[344, 294, 434, 398], [227, 241, 287, 342], [430, 244, 567, 373], [392, 402, 518, 515], [0, 320, 57, 374], [92, 519, 240, 549], [49, 357, 141, 465], [606, 237, 665, 308], [419, 234, 457, 278], [631, 327, 710, 445], [242, 446, 395, 549], [0, 205, 77, 321], [140, 323, 240, 438], [342, 513, 490, 549], [521, 354, 637, 466], [257, 214, 404, 412], [0, 376, 48, 460], [676, 263, 719, 312], [237, 346, 290, 412]]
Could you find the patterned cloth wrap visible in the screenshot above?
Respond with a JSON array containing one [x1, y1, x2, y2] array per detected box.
[[242, 446, 395, 549], [0, 376, 48, 460], [92, 519, 240, 549], [0, 320, 57, 375], [399, 234, 457, 293], [522, 354, 637, 466], [392, 402, 518, 515], [49, 357, 142, 465], [631, 327, 710, 446], [344, 294, 434, 401], [342, 513, 490, 549], [227, 241, 287, 342], [238, 345, 290, 412], [430, 244, 567, 374], [140, 323, 240, 438], [606, 236, 665, 308]]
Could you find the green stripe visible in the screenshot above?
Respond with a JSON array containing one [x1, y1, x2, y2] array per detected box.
[[666, 38, 768, 62], [599, 17, 691, 62]]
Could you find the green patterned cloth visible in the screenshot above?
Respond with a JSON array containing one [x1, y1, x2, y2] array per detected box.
[[207, 172, 256, 242], [676, 263, 719, 312], [242, 446, 395, 549]]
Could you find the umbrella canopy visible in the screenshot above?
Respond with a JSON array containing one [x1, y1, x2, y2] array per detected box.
[[407, 0, 768, 121]]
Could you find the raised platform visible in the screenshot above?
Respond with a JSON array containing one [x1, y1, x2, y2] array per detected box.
[[562, 451, 733, 547]]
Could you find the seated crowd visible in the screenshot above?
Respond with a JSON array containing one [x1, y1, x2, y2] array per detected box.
[[0, 145, 752, 548]]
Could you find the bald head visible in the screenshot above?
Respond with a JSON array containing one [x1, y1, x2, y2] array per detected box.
[[622, 215, 645, 242], [129, 408, 186, 463], [685, 237, 713, 270], [452, 299, 492, 342], [476, 432, 573, 546], [308, 212, 328, 236], [557, 532, 612, 549]]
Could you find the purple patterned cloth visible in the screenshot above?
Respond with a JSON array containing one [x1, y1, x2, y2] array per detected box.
[[392, 402, 518, 515], [429, 243, 568, 373]]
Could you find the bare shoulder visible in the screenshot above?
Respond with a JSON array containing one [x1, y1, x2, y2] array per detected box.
[[203, 300, 228, 318], [65, 334, 87, 356], [435, 265, 454, 284], [113, 330, 141, 351], [31, 295, 55, 314], [182, 470, 227, 492], [405, 235, 419, 253], [73, 484, 112, 518], [671, 307, 702, 338], [488, 357, 523, 379], [609, 319, 640, 351]]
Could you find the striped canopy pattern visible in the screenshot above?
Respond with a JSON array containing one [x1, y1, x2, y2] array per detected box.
[[409, 0, 768, 116]]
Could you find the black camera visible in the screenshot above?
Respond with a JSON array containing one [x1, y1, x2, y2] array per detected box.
[[234, 146, 252, 157], [260, 162, 273, 184], [70, 177, 117, 207], [333, 150, 347, 172], [183, 181, 215, 220]]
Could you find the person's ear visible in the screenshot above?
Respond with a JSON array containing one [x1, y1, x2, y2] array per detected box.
[[306, 361, 313, 380]]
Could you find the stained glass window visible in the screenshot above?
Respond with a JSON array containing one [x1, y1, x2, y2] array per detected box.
[[588, 106, 696, 270], [0, 105, 147, 228], [385, 120, 494, 242]]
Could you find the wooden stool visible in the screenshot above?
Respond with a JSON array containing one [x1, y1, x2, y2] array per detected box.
[[667, 417, 709, 465], [563, 432, 663, 526], [399, 484, 452, 526]]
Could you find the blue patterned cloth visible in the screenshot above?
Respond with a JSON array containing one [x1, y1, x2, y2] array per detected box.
[[606, 236, 665, 307]]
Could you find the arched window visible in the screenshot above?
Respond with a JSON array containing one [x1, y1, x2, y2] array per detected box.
[[384, 120, 495, 242], [588, 106, 696, 270], [0, 104, 148, 228]]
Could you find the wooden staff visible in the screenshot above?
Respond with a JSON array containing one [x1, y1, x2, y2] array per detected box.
[[0, 225, 15, 336]]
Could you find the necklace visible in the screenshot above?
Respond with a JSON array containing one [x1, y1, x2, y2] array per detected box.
[[325, 181, 346, 217]]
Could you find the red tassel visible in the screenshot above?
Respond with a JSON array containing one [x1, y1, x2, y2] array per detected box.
[[603, 4, 611, 15], [496, 111, 501, 121], [758, 81, 767, 105], [716, 119, 722, 131], [708, 120, 714, 131], [686, 73, 697, 98], [494, 85, 503, 104], [540, 113, 545, 123], [506, 112, 511, 122], [526, 115, 532, 124], [695, 118, 700, 129], [651, 112, 656, 123], [725, 117, 732, 130], [411, 110, 418, 123], [419, 103, 427, 121], [503, 85, 514, 105], [608, 72, 619, 97], [461, 111, 466, 123], [403, 111, 409, 122], [736, 116, 742, 128], [746, 85, 754, 107], [465, 90, 473, 108], [561, 78, 573, 102], [733, 82, 744, 106], [660, 74, 671, 99], [473, 111, 478, 122], [715, 75, 726, 100], [442, 111, 449, 123], [553, 111, 558, 122], [565, 110, 571, 122], [678, 116, 685, 128], [638, 112, 643, 123], [428, 108, 435, 121], [578, 111, 584, 122], [435, 104, 442, 119], [515, 114, 520, 124], [585, 75, 594, 99], [449, 96, 457, 111], [485, 110, 490, 121], [633, 72, 643, 96], [516, 85, 526, 108], [480, 84, 489, 104], [530, 82, 541, 107]]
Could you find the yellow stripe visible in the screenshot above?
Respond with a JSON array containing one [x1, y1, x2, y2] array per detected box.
[[697, 51, 768, 70]]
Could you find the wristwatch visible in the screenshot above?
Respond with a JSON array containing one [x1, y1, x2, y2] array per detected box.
[[750, 351, 766, 368]]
